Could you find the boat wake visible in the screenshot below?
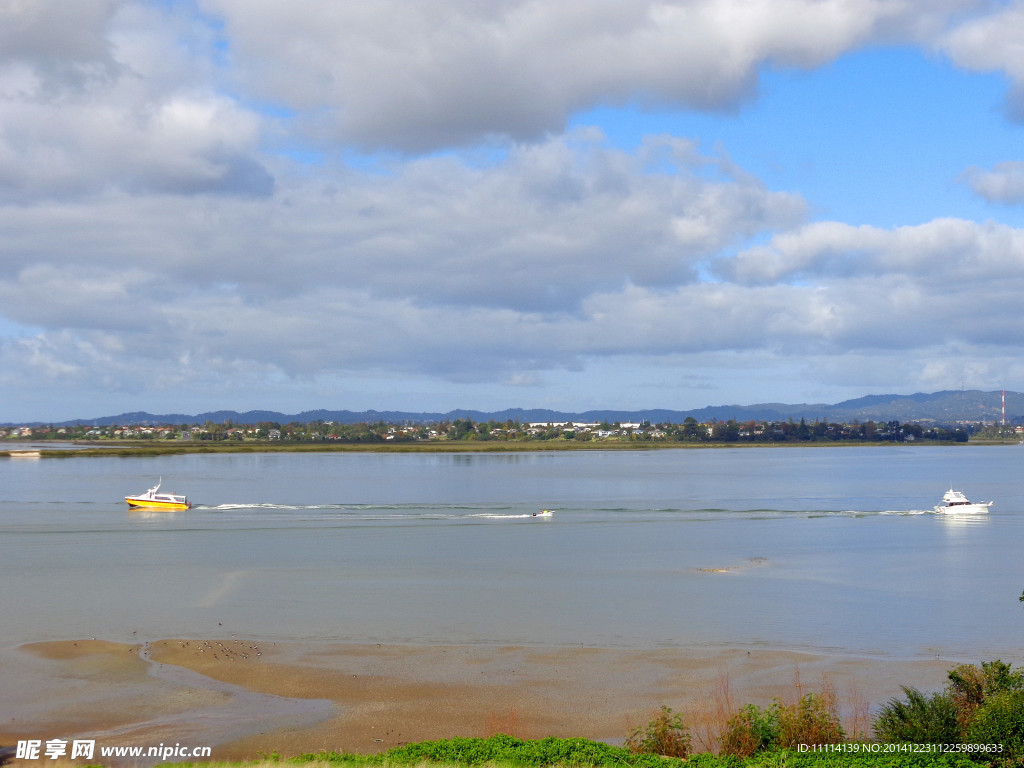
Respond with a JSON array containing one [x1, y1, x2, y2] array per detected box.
[[188, 503, 945, 521], [193, 502, 553, 521]]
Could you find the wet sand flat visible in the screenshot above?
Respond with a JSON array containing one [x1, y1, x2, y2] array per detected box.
[[1, 639, 961, 762]]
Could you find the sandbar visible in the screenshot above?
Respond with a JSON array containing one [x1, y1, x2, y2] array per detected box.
[[0, 639, 966, 762]]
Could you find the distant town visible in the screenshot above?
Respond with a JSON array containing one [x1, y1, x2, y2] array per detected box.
[[3, 416, 1021, 445]]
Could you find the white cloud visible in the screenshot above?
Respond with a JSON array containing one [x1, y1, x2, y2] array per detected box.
[[721, 218, 1024, 286], [200, 0, 984, 151], [960, 161, 1024, 204], [0, 131, 805, 317], [0, 0, 123, 90], [0, 130, 808, 396], [936, 2, 1024, 121], [6, 132, 1024, 412], [0, 1, 273, 200]]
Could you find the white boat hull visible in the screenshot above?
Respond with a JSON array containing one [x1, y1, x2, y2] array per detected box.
[[933, 487, 992, 514], [934, 502, 991, 514]]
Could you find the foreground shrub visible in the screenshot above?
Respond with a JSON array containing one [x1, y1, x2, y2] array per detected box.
[[625, 705, 692, 758], [871, 660, 1024, 750], [719, 703, 780, 758], [947, 659, 1024, 731], [716, 692, 843, 757], [965, 690, 1024, 762], [873, 686, 960, 745], [776, 691, 844, 749], [718, 692, 843, 757]]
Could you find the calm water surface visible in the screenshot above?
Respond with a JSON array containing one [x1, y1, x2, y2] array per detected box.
[[2, 446, 1023, 659]]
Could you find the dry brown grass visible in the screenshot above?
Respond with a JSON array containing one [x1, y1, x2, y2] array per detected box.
[[844, 681, 872, 742], [687, 671, 736, 753], [680, 667, 870, 756]]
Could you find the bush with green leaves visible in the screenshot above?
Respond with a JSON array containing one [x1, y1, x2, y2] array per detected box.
[[872, 660, 1024, 753], [718, 692, 843, 757], [775, 691, 844, 749], [965, 690, 1024, 762], [873, 686, 960, 745], [719, 702, 781, 758], [946, 659, 1024, 731], [625, 705, 692, 758]]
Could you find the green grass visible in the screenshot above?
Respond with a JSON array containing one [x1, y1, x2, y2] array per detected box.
[[166, 736, 990, 768]]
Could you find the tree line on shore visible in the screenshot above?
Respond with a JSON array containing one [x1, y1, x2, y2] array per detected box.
[[2, 417, 979, 444]]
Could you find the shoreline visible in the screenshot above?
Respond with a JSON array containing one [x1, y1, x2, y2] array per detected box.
[[2, 439, 993, 459], [1, 638, 968, 761]]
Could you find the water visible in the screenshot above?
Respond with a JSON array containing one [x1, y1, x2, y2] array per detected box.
[[2, 445, 1023, 659]]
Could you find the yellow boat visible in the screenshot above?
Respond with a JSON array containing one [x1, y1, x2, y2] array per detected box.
[[125, 478, 190, 510]]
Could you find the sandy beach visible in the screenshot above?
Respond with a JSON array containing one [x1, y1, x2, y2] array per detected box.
[[0, 638, 965, 763]]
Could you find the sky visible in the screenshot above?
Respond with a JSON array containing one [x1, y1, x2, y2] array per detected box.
[[4, 1, 1024, 422]]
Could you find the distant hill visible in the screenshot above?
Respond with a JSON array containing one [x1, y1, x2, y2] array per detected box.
[[6, 390, 1022, 428]]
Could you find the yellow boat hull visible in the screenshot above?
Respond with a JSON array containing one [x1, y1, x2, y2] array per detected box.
[[125, 497, 190, 511]]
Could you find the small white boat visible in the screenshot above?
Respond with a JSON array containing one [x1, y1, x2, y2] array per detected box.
[[126, 478, 190, 511], [934, 487, 992, 514], [532, 509, 553, 517]]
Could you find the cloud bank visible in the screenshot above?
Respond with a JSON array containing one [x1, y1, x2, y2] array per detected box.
[[3, 0, 1024, 419]]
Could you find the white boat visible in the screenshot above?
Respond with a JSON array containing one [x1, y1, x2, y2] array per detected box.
[[532, 509, 553, 517], [933, 487, 992, 514], [125, 478, 190, 510]]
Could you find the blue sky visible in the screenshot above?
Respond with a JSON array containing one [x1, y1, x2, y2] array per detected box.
[[581, 46, 1019, 228], [4, 1, 1024, 422]]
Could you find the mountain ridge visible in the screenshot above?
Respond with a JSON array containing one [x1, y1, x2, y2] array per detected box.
[[6, 390, 1022, 428]]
